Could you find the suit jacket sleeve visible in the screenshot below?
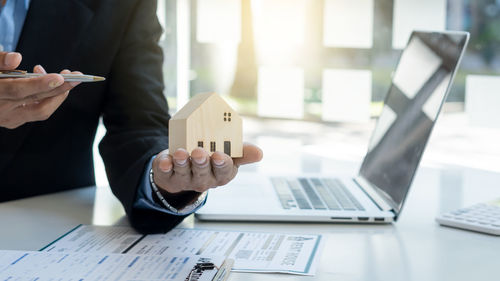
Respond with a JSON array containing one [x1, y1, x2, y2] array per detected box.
[[98, 0, 185, 234]]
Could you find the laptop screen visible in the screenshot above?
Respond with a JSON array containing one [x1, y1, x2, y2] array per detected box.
[[359, 31, 469, 215]]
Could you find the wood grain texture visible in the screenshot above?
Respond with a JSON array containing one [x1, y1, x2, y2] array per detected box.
[[169, 93, 243, 157]]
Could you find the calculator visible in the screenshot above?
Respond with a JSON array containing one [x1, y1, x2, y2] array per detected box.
[[436, 199, 500, 235]]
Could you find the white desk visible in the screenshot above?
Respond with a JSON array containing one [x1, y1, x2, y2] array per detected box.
[[0, 164, 499, 281], [2, 116, 500, 281]]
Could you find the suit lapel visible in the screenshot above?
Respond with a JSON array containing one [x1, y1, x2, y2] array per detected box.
[[17, 0, 94, 72], [0, 0, 94, 172]]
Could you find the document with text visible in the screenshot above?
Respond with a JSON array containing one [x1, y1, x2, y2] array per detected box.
[[0, 250, 225, 281], [42, 225, 323, 275]]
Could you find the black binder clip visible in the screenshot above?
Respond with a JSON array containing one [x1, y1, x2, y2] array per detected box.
[[194, 262, 216, 271], [186, 261, 218, 281]]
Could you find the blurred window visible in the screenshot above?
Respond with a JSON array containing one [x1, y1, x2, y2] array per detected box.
[[158, 0, 500, 123]]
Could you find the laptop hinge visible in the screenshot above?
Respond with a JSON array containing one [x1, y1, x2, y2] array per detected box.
[[354, 176, 394, 212]]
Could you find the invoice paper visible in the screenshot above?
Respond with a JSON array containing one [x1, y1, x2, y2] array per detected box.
[[43, 225, 322, 275], [0, 250, 224, 281]]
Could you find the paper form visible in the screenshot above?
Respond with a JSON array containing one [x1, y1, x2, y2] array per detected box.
[[41, 224, 143, 254], [0, 250, 224, 281], [43, 225, 323, 275]]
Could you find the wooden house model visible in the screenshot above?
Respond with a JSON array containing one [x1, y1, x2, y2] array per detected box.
[[168, 92, 243, 157]]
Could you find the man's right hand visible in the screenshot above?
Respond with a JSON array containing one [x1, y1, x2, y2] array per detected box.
[[0, 52, 81, 129]]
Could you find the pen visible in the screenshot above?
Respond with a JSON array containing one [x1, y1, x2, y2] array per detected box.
[[0, 70, 105, 83], [212, 259, 234, 281]]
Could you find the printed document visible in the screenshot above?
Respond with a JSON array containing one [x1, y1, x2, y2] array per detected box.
[[43, 225, 322, 275], [0, 250, 224, 281]]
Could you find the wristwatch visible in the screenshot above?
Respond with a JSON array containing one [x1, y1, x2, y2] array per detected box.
[[149, 168, 208, 215]]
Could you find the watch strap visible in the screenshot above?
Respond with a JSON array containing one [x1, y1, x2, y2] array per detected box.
[[149, 168, 208, 215]]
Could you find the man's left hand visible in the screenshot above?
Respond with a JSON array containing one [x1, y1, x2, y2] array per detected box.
[[151, 143, 263, 201]]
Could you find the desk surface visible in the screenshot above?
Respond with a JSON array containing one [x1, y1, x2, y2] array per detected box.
[[2, 116, 500, 281], [1, 165, 499, 281]]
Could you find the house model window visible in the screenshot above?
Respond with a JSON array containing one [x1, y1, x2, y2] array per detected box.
[[169, 92, 243, 157]]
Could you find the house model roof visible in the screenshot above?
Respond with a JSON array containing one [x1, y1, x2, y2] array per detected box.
[[171, 92, 233, 120]]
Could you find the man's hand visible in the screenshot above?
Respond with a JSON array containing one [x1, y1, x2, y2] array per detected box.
[[0, 52, 82, 129], [152, 143, 263, 203]]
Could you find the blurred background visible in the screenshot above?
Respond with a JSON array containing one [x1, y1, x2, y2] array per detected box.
[[94, 0, 500, 189], [157, 0, 500, 122]]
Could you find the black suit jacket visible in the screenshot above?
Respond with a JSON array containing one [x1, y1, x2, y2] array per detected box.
[[0, 0, 185, 233]]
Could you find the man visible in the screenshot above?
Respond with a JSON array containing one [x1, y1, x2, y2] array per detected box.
[[0, 0, 262, 233]]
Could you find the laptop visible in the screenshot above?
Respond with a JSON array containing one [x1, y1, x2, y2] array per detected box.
[[196, 31, 470, 223]]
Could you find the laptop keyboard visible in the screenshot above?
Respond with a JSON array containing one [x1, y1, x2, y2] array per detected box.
[[271, 177, 365, 211]]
